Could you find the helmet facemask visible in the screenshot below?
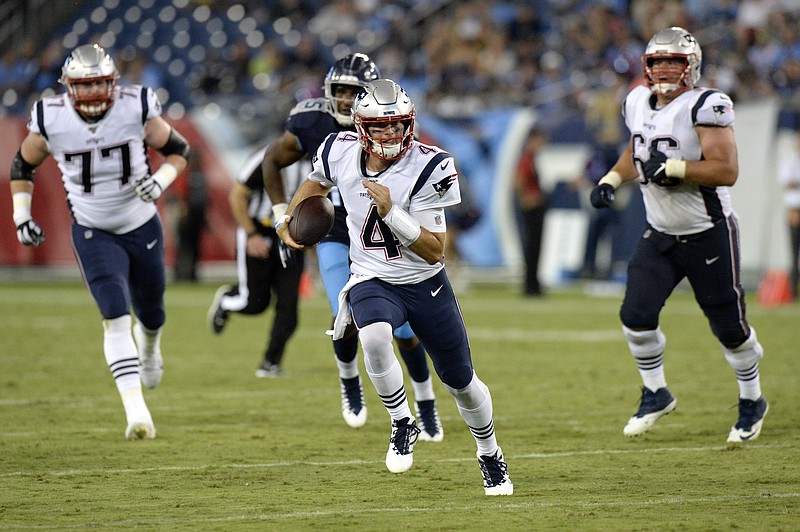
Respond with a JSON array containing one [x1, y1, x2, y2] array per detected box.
[[326, 83, 362, 127], [355, 116, 415, 160], [59, 44, 118, 118]]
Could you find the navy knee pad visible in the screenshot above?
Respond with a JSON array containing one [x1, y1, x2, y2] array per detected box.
[[440, 365, 473, 390], [93, 279, 130, 320], [620, 305, 658, 331]]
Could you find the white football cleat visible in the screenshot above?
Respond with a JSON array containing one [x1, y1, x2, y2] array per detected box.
[[623, 387, 677, 437], [385, 417, 420, 474], [125, 418, 156, 440], [478, 447, 513, 496], [340, 376, 367, 428], [727, 396, 768, 443], [415, 399, 443, 442]]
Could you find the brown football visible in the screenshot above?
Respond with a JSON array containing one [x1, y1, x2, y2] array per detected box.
[[288, 195, 335, 246]]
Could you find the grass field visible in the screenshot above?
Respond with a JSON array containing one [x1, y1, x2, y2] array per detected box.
[[1, 277, 799, 530]]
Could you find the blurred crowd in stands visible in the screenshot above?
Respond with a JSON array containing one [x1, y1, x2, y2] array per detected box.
[[2, 0, 799, 144]]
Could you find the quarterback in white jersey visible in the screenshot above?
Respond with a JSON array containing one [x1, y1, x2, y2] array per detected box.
[[262, 55, 442, 437], [9, 45, 190, 441], [310, 131, 460, 284], [277, 79, 512, 496], [590, 27, 767, 444]]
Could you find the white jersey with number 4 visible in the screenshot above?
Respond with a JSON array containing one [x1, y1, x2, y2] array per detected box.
[[27, 86, 162, 234], [624, 84, 736, 235], [309, 132, 461, 284]]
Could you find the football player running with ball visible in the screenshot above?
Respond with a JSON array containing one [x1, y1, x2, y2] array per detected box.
[[262, 54, 444, 441], [9, 45, 190, 440], [277, 79, 512, 495], [590, 27, 768, 443]]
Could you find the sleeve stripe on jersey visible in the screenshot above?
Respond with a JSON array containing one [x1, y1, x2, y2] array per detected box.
[[36, 100, 48, 141], [410, 152, 450, 199], [691, 89, 720, 125], [320, 133, 338, 183], [140, 87, 149, 125]]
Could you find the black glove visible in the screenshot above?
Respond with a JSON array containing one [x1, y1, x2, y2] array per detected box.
[[590, 183, 615, 209], [643, 148, 681, 188], [278, 241, 297, 268]]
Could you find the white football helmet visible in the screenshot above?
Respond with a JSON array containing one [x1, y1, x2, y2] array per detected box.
[[642, 27, 702, 96], [324, 53, 380, 127], [59, 44, 119, 118], [352, 79, 416, 161]]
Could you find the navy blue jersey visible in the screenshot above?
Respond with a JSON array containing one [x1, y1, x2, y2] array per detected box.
[[285, 97, 350, 244]]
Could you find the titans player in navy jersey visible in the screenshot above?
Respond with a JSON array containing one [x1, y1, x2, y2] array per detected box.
[[261, 54, 443, 441]]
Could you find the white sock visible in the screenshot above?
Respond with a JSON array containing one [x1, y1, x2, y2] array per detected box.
[[134, 321, 162, 358], [104, 316, 151, 423], [335, 357, 359, 379], [361, 322, 413, 421], [446, 374, 497, 456], [411, 376, 435, 402], [640, 366, 667, 392]]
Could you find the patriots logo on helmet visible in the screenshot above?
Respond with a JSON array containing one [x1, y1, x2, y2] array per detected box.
[[432, 174, 457, 198]]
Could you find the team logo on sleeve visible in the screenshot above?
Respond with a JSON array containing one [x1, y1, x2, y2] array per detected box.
[[712, 105, 730, 117], [340, 133, 358, 142], [432, 174, 457, 198]]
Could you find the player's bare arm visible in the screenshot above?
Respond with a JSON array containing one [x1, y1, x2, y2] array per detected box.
[[11, 133, 49, 197], [134, 117, 190, 202], [611, 140, 640, 183], [683, 126, 738, 187], [262, 130, 304, 213], [362, 179, 445, 265], [144, 116, 189, 175], [276, 179, 330, 249]]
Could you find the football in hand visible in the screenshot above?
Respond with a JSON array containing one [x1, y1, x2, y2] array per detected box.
[[288, 196, 335, 246]]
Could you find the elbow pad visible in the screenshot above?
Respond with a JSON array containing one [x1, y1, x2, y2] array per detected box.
[[157, 128, 191, 161], [11, 150, 36, 182]]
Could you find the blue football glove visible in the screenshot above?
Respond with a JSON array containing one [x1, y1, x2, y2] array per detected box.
[[590, 183, 615, 209], [643, 148, 681, 188]]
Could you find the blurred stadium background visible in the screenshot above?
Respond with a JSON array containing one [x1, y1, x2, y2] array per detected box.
[[1, 0, 798, 290]]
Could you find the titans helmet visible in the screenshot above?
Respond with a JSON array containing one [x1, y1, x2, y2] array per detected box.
[[324, 53, 380, 127]]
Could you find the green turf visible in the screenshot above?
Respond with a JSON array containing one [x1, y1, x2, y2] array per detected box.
[[1, 279, 798, 530]]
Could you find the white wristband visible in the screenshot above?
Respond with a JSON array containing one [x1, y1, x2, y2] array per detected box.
[[665, 159, 686, 179], [275, 214, 291, 231], [272, 202, 288, 222], [382, 205, 421, 247], [598, 171, 622, 189], [12, 192, 33, 226], [152, 162, 178, 190]]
